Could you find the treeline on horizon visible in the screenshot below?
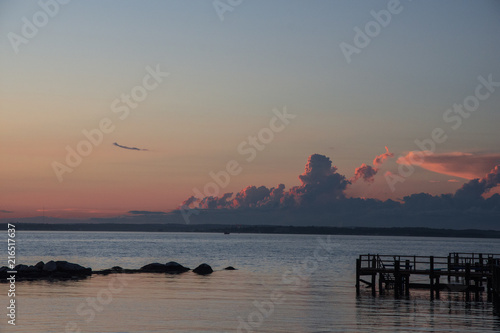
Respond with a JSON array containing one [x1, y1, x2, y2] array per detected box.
[[3, 223, 500, 239]]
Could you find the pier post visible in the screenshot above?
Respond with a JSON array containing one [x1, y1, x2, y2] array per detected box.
[[455, 253, 459, 282], [430, 256, 435, 300], [465, 263, 471, 302], [479, 254, 484, 287], [379, 271, 384, 295], [435, 275, 440, 299], [371, 257, 377, 296], [404, 260, 410, 297], [447, 255, 451, 283], [487, 258, 493, 302], [394, 260, 400, 299], [356, 258, 361, 296], [475, 278, 480, 301]]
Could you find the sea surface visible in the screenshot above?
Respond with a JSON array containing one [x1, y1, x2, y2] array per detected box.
[[1, 231, 500, 332]]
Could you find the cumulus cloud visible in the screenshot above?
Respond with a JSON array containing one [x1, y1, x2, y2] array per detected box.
[[351, 163, 378, 183], [397, 152, 500, 179], [178, 152, 500, 228], [181, 196, 198, 209], [113, 142, 149, 151], [181, 154, 350, 210], [455, 165, 500, 200], [286, 154, 351, 206], [231, 186, 270, 208], [199, 192, 233, 209]]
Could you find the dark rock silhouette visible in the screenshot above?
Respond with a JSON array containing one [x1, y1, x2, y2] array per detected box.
[[165, 261, 190, 273], [224, 266, 236, 270], [15, 264, 30, 272], [43, 261, 57, 272], [1, 260, 228, 281], [55, 261, 89, 273], [140, 263, 167, 272], [0, 260, 91, 281], [140, 262, 190, 274], [193, 263, 213, 275]]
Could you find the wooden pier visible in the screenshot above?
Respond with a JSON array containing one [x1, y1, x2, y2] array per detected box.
[[356, 253, 500, 301]]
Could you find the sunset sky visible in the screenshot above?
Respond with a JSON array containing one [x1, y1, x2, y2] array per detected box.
[[1, 0, 499, 220]]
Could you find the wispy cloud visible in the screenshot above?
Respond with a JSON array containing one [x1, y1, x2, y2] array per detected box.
[[373, 146, 395, 166], [397, 152, 500, 179], [0, 210, 13, 214], [128, 210, 167, 215], [113, 142, 149, 151]]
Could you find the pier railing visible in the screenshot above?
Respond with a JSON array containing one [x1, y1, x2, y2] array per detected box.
[[359, 254, 449, 272], [359, 253, 500, 274]]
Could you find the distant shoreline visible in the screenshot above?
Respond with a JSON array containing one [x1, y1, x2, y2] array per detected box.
[[3, 223, 500, 239]]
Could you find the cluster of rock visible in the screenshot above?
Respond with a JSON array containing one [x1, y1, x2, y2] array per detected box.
[[0, 260, 91, 281], [1, 260, 236, 281]]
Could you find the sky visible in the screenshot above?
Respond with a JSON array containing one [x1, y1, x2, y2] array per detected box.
[[1, 0, 499, 224]]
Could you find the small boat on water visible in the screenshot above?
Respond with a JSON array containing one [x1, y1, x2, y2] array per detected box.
[[224, 232, 230, 235]]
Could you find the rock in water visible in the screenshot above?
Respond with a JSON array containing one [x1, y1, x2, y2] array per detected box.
[[14, 264, 30, 272], [43, 261, 58, 272], [140, 263, 167, 272], [165, 261, 190, 274], [193, 263, 213, 275], [56, 261, 90, 273], [224, 266, 236, 270]]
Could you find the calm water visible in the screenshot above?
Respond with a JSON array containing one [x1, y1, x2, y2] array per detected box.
[[2, 231, 500, 332]]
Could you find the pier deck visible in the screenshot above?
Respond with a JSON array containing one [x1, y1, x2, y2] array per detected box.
[[356, 252, 500, 301]]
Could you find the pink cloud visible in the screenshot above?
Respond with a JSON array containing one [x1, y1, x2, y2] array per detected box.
[[351, 147, 394, 183], [397, 152, 500, 179], [373, 146, 395, 166], [351, 163, 378, 183]]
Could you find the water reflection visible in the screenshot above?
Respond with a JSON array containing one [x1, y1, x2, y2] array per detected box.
[[355, 291, 500, 332]]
